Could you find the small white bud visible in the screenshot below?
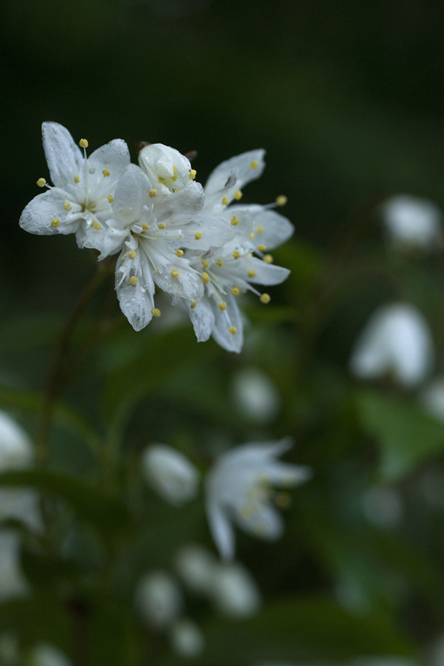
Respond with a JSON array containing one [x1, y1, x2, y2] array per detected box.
[[210, 562, 261, 617], [142, 444, 199, 505], [382, 194, 442, 251], [29, 644, 72, 666], [0, 411, 33, 471], [232, 367, 280, 423], [0, 531, 28, 602], [135, 571, 182, 628], [174, 544, 216, 594], [169, 618, 204, 658]]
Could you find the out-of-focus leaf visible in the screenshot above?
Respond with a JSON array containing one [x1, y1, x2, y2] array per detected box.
[[88, 592, 141, 666], [0, 469, 129, 532], [244, 305, 299, 324], [356, 390, 444, 480], [20, 547, 83, 588], [198, 596, 415, 664], [0, 593, 70, 647]]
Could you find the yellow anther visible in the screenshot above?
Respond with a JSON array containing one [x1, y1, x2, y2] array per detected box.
[[142, 223, 150, 230], [195, 232, 202, 240], [256, 225, 264, 233], [233, 251, 240, 260], [129, 250, 137, 259], [151, 308, 161, 318], [175, 249, 184, 257], [149, 189, 157, 198], [248, 270, 256, 278], [74, 175, 80, 184], [234, 189, 243, 200], [129, 276, 138, 286], [229, 326, 238, 335], [260, 293, 271, 304], [189, 169, 197, 180], [103, 169, 110, 177], [190, 301, 197, 309], [276, 195, 288, 206], [231, 287, 240, 296], [92, 221, 101, 230], [231, 216, 239, 226], [64, 202, 71, 211], [79, 139, 89, 148], [264, 254, 273, 264], [51, 218, 60, 228], [158, 223, 166, 229], [250, 232, 255, 240], [107, 195, 114, 203], [250, 160, 259, 169], [216, 259, 224, 267], [222, 197, 229, 206], [257, 244, 267, 251], [219, 302, 227, 311], [37, 178, 46, 187], [202, 272, 210, 284], [171, 269, 180, 278], [201, 260, 209, 269]]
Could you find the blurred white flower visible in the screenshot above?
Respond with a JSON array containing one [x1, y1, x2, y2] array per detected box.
[[349, 303, 434, 387], [420, 378, 444, 422], [30, 644, 71, 666], [210, 561, 261, 617], [362, 486, 404, 529], [135, 571, 183, 629], [0, 634, 18, 665], [232, 367, 280, 423], [142, 444, 199, 505], [205, 438, 311, 559], [169, 618, 204, 658], [382, 195, 442, 250], [174, 543, 216, 594], [0, 530, 28, 602]]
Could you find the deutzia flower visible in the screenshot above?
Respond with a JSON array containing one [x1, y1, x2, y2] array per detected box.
[[183, 150, 293, 352], [382, 195, 442, 251], [209, 561, 261, 617], [349, 303, 434, 388], [174, 543, 217, 594], [205, 438, 311, 559], [142, 444, 199, 505], [19, 122, 130, 252], [135, 571, 183, 629]]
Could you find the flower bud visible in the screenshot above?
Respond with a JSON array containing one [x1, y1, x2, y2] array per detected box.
[[142, 444, 199, 505], [29, 643, 71, 666], [232, 367, 280, 423], [0, 531, 28, 602], [174, 544, 216, 594], [169, 618, 204, 658], [210, 562, 261, 617], [135, 571, 182, 628], [382, 195, 442, 251], [0, 411, 33, 471]]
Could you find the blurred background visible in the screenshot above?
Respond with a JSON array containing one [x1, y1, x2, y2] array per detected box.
[[2, 0, 444, 664]]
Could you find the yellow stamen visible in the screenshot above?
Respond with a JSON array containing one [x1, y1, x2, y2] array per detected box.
[[264, 254, 273, 264], [229, 326, 237, 335], [74, 175, 80, 184], [202, 260, 209, 269], [175, 249, 184, 257], [152, 308, 161, 318], [256, 225, 264, 233], [37, 178, 46, 187], [234, 189, 242, 200], [231, 216, 239, 226], [51, 218, 59, 228], [190, 301, 197, 309], [189, 169, 197, 180], [130, 276, 138, 286], [219, 302, 227, 311], [195, 232, 202, 240], [142, 223, 150, 230], [158, 223, 166, 229], [250, 160, 259, 169], [107, 195, 114, 203], [216, 259, 224, 267], [92, 221, 101, 230], [231, 287, 240, 295], [260, 293, 271, 304], [233, 251, 240, 260], [202, 272, 210, 284], [248, 270, 256, 278], [250, 232, 255, 240], [257, 244, 267, 251], [149, 189, 157, 198], [64, 202, 71, 211], [79, 139, 88, 148], [171, 269, 180, 278], [103, 169, 110, 177], [276, 195, 287, 206], [222, 197, 229, 205], [129, 251, 136, 259]]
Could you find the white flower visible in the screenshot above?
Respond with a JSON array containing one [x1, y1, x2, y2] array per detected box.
[[174, 543, 216, 594], [29, 644, 71, 666], [142, 444, 199, 505], [420, 378, 444, 422], [169, 618, 204, 658], [183, 150, 293, 352], [232, 367, 280, 423], [205, 438, 311, 559], [382, 195, 442, 250], [19, 122, 130, 253], [209, 561, 261, 617], [349, 303, 434, 388], [135, 571, 183, 628], [0, 530, 28, 601]]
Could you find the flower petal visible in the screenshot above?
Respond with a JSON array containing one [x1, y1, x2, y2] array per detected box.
[[237, 503, 284, 541], [210, 293, 244, 353], [179, 214, 234, 251], [88, 139, 131, 185], [112, 164, 151, 228], [206, 502, 235, 560], [115, 246, 156, 331], [204, 150, 265, 209], [154, 260, 204, 304], [19, 190, 79, 236], [79, 222, 129, 259], [155, 182, 205, 222], [42, 122, 83, 189], [246, 257, 290, 285], [233, 205, 294, 250], [188, 296, 215, 342]]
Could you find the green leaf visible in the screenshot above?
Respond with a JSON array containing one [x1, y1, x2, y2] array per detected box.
[[0, 469, 129, 532], [356, 390, 444, 480]]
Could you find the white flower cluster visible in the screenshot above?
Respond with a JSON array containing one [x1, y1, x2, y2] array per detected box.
[[20, 123, 294, 352]]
